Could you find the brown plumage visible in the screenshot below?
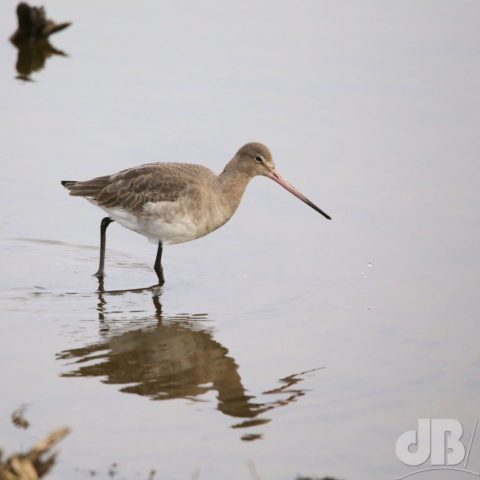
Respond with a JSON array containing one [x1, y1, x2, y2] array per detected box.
[[61, 142, 330, 285], [62, 164, 211, 215]]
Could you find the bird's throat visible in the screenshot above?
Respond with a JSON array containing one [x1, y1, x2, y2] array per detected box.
[[218, 169, 252, 217]]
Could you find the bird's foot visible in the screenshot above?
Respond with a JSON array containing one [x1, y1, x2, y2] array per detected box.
[[154, 266, 165, 286]]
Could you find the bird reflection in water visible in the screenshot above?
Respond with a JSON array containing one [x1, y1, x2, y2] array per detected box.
[[57, 284, 322, 441], [9, 2, 71, 82]]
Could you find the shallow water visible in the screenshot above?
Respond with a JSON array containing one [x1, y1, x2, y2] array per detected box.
[[1, 1, 479, 479]]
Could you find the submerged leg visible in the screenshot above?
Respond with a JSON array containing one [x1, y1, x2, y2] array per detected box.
[[154, 241, 165, 285], [94, 217, 114, 278]]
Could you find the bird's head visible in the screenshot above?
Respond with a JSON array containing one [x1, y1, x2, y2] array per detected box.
[[230, 142, 331, 220], [231, 142, 275, 177]]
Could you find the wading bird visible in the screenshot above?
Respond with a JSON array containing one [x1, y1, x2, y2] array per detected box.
[[61, 142, 330, 285]]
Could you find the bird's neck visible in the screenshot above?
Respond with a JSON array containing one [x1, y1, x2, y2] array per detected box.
[[218, 166, 252, 216]]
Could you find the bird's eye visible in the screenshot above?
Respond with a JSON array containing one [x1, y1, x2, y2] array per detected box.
[[255, 155, 264, 163]]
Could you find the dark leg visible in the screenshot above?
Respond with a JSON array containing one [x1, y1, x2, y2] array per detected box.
[[94, 217, 114, 278], [152, 294, 163, 322], [154, 241, 165, 285]]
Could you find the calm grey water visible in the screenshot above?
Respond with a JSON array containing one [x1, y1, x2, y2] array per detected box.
[[1, 1, 479, 479]]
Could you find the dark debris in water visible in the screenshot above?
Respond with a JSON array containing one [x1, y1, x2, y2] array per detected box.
[[0, 412, 340, 480], [0, 427, 70, 480], [295, 477, 343, 480], [10, 406, 29, 430]]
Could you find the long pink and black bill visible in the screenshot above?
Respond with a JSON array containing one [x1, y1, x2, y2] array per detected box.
[[268, 172, 331, 220]]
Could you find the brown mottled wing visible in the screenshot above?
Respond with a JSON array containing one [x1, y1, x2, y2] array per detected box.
[[64, 163, 208, 215]]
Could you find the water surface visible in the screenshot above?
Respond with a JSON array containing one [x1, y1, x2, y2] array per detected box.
[[1, 1, 479, 479]]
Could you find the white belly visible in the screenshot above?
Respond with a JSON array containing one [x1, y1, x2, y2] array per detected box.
[[100, 198, 230, 245], [103, 204, 199, 245]]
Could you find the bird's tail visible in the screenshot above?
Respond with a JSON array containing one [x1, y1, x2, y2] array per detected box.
[[61, 180, 77, 188], [61, 176, 110, 198]]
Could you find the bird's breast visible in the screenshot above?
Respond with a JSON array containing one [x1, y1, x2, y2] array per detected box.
[[111, 193, 232, 245], [100, 179, 237, 245]]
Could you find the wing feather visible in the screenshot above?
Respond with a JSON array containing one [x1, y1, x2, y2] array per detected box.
[[63, 163, 215, 215]]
